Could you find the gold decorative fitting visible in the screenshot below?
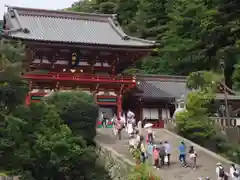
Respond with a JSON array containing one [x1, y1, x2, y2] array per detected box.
[[70, 69, 76, 73], [72, 53, 77, 62]]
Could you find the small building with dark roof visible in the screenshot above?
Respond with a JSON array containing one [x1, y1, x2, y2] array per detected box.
[[122, 74, 240, 128]]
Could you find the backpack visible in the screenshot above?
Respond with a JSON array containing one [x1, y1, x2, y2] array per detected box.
[[159, 146, 166, 156], [219, 167, 225, 177], [233, 171, 239, 177]]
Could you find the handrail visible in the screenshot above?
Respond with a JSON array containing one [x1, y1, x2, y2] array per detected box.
[[47, 72, 134, 80], [23, 72, 136, 83]]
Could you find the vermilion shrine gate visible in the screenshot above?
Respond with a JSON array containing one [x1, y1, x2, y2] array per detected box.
[[3, 6, 155, 124]]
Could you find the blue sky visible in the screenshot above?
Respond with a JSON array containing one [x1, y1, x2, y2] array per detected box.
[[0, 0, 78, 19]]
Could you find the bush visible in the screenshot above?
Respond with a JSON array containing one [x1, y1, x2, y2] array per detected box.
[[128, 163, 160, 180], [176, 111, 215, 145], [45, 92, 98, 142], [0, 102, 99, 180]]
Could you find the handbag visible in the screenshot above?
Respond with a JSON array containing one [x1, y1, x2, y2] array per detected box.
[[164, 155, 168, 163]]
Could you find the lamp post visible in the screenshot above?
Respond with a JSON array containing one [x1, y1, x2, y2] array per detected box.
[[220, 59, 230, 126]]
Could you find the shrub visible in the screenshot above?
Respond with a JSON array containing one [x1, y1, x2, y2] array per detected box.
[[128, 163, 160, 180], [45, 92, 98, 142]]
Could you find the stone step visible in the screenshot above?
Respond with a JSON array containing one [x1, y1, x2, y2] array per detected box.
[[96, 128, 236, 180]]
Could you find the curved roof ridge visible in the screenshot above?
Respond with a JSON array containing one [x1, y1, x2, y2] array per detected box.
[[107, 16, 155, 44], [7, 6, 114, 17], [3, 6, 156, 47]]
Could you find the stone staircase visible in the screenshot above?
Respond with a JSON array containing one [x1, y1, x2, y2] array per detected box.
[[96, 128, 236, 180]]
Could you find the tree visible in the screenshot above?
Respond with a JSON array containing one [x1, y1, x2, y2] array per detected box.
[[232, 64, 240, 90], [0, 40, 27, 115], [45, 92, 98, 143], [176, 71, 218, 145], [1, 102, 108, 180], [66, 0, 240, 87]]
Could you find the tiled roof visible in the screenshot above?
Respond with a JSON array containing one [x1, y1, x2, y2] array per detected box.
[[136, 74, 239, 101], [3, 6, 155, 47], [136, 75, 188, 100], [136, 80, 175, 100]]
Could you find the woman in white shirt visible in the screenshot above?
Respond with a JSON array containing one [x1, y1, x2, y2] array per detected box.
[[230, 164, 239, 180], [127, 122, 134, 137]]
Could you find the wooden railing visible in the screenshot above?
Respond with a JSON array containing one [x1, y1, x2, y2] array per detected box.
[[23, 72, 136, 84], [164, 117, 240, 127]]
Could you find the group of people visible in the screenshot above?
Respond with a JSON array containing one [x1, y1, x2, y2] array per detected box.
[[144, 135, 197, 169], [101, 110, 240, 180], [215, 163, 239, 180]]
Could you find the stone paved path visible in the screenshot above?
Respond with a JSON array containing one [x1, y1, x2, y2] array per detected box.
[[96, 128, 232, 180]]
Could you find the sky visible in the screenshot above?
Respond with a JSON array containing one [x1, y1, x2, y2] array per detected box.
[[0, 0, 78, 19]]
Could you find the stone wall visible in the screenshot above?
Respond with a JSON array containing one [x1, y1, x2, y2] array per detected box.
[[0, 177, 18, 180], [0, 144, 134, 180], [96, 143, 135, 180]]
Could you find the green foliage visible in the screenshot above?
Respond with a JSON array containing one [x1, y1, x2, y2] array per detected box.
[[128, 163, 160, 180], [187, 71, 221, 92], [131, 148, 141, 160], [67, 0, 240, 88], [122, 67, 142, 75], [176, 71, 217, 145], [0, 103, 95, 179], [0, 40, 25, 64], [1, 102, 110, 180], [45, 92, 98, 143], [0, 39, 27, 115], [176, 111, 215, 144], [232, 64, 240, 90]]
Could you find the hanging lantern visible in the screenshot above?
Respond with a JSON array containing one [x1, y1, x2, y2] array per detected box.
[[71, 52, 79, 68]]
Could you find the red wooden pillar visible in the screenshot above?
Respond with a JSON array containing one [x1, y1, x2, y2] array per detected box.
[[25, 80, 32, 106], [117, 94, 122, 120], [25, 93, 30, 106]]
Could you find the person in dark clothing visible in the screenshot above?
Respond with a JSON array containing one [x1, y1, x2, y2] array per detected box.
[[158, 141, 166, 167], [101, 112, 107, 128], [164, 141, 171, 166]]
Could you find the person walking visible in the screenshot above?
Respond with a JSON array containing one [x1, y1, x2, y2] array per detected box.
[[127, 121, 134, 138], [188, 146, 197, 169], [137, 119, 143, 135], [146, 127, 154, 144], [101, 112, 107, 128], [139, 138, 146, 163], [164, 141, 171, 166], [229, 164, 239, 180], [216, 163, 225, 180], [178, 141, 186, 167], [153, 145, 159, 169], [159, 141, 166, 168], [147, 141, 153, 157], [116, 120, 123, 140]]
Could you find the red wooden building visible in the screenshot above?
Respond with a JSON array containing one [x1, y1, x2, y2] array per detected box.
[[2, 6, 155, 123]]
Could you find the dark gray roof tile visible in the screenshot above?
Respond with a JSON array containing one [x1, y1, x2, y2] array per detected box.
[[136, 80, 175, 100], [3, 6, 155, 47], [135, 75, 189, 100], [148, 80, 188, 98]]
